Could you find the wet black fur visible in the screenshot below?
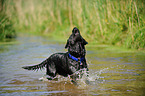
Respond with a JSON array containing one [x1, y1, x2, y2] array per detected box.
[[22, 27, 89, 83]]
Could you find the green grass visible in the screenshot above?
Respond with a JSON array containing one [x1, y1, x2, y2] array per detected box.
[[1, 0, 145, 49], [0, 12, 16, 41]]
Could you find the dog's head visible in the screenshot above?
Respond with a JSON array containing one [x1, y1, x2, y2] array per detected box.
[[72, 27, 80, 35], [65, 27, 88, 57]]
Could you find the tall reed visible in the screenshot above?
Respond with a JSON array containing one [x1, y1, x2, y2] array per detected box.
[[0, 0, 16, 40], [2, 0, 145, 49]]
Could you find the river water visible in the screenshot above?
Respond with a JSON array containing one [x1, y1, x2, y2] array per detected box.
[[0, 35, 145, 96]]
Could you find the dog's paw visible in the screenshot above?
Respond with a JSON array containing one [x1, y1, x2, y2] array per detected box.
[[38, 76, 48, 81]]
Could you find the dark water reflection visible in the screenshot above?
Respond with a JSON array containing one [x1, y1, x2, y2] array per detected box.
[[0, 35, 145, 96]]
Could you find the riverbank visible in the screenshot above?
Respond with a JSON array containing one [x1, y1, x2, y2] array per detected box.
[[1, 0, 145, 49]]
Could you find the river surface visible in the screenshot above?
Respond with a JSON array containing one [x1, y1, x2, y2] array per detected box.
[[0, 35, 145, 96]]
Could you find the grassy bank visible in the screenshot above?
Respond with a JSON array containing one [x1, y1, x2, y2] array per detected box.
[[2, 0, 145, 49], [0, 0, 16, 40]]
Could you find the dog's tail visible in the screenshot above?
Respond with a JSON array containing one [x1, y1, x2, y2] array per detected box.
[[22, 59, 48, 71]]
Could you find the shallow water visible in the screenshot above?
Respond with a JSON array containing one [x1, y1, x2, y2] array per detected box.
[[0, 35, 145, 96]]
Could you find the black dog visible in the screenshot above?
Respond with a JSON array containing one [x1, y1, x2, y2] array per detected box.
[[22, 27, 89, 84]]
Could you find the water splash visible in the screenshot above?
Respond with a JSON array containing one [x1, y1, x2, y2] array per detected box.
[[38, 67, 109, 88]]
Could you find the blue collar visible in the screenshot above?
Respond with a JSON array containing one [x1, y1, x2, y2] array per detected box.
[[69, 53, 84, 64]]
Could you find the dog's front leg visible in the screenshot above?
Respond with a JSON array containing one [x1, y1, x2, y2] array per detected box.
[[70, 73, 78, 85]]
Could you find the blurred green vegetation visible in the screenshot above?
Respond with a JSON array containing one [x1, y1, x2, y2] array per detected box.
[[1, 0, 145, 49], [0, 0, 16, 41]]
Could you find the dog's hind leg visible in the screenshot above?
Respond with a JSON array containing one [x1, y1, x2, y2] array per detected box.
[[46, 62, 57, 80]]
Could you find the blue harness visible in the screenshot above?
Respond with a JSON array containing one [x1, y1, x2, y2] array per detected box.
[[69, 53, 84, 65]]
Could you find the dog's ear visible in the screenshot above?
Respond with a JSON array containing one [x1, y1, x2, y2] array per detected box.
[[82, 38, 88, 45], [65, 39, 69, 49]]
